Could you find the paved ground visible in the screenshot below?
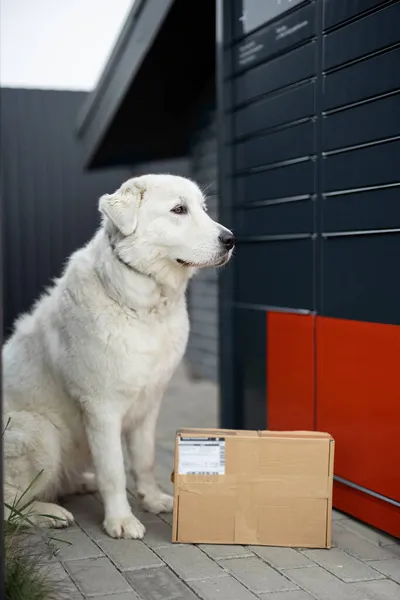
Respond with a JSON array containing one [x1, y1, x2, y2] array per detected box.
[[36, 364, 399, 599]]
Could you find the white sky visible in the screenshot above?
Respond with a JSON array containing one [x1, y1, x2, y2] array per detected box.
[[0, 0, 134, 91]]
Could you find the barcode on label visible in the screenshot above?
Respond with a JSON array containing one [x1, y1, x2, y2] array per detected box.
[[178, 437, 226, 475], [219, 443, 226, 466]]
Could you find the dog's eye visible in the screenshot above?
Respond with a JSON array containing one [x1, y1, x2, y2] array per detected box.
[[171, 205, 187, 215]]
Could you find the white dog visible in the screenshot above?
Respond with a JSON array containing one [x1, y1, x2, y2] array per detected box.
[[3, 174, 234, 539]]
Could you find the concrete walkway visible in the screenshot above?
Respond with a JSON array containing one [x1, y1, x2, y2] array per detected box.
[[39, 365, 399, 599]]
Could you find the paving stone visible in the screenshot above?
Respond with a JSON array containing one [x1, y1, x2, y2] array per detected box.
[[258, 592, 317, 600], [286, 565, 371, 600], [98, 538, 163, 571], [332, 509, 350, 521], [127, 492, 167, 524], [63, 494, 111, 541], [18, 531, 59, 562], [338, 519, 395, 547], [159, 511, 173, 525], [95, 593, 140, 600], [333, 528, 400, 561], [292, 567, 397, 600], [368, 559, 400, 584], [351, 579, 400, 600], [64, 557, 131, 597], [188, 574, 258, 599], [199, 544, 254, 560], [58, 590, 84, 600], [331, 520, 347, 540], [50, 528, 103, 560], [61, 492, 101, 516], [142, 520, 174, 549], [64, 493, 159, 542], [303, 548, 385, 582], [219, 556, 298, 594], [380, 539, 400, 549], [41, 560, 73, 582], [125, 566, 198, 600], [385, 543, 400, 558], [250, 546, 314, 570], [40, 561, 83, 599], [155, 545, 225, 580]]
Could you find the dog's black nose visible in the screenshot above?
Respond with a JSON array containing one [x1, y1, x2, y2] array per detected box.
[[219, 231, 235, 251]]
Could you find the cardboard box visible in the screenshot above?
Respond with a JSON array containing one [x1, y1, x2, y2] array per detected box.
[[172, 428, 334, 548]]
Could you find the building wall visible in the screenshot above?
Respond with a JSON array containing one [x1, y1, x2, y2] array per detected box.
[[1, 88, 131, 335], [186, 104, 219, 382], [220, 0, 400, 535]]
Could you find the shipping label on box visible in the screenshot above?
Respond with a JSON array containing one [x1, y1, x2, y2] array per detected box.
[[178, 436, 226, 475], [172, 428, 334, 548]]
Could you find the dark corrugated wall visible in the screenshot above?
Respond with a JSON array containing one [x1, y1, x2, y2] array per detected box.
[[1, 88, 131, 336]]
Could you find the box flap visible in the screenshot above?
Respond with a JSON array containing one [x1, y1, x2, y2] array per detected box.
[[177, 428, 333, 440]]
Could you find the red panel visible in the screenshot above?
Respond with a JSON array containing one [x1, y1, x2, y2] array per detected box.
[[267, 312, 315, 430], [317, 317, 400, 505], [334, 481, 400, 539]]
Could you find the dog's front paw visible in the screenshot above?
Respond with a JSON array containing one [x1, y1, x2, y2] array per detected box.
[[32, 502, 75, 528], [142, 492, 174, 514], [103, 514, 146, 539]]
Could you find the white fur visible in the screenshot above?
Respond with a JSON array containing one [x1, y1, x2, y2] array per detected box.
[[3, 174, 234, 538]]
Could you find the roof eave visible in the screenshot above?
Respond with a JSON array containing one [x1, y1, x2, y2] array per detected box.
[[76, 0, 175, 168]]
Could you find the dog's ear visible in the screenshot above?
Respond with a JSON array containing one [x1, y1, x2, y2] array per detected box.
[[99, 183, 144, 236]]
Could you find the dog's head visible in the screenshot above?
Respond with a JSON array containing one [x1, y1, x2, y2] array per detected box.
[[99, 174, 235, 270]]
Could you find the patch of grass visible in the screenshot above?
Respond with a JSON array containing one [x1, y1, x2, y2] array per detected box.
[[5, 535, 56, 600], [5, 505, 58, 600], [4, 464, 69, 599]]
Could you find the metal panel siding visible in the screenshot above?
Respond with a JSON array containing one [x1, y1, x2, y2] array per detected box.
[[219, 0, 319, 432], [233, 2, 315, 68], [236, 160, 315, 204], [321, 3, 400, 325], [219, 0, 400, 436], [235, 199, 314, 237], [323, 0, 393, 29], [322, 188, 400, 233], [323, 140, 400, 193], [323, 47, 400, 111], [235, 120, 315, 171], [186, 103, 219, 382], [322, 93, 400, 151], [235, 307, 267, 429], [235, 82, 315, 138], [235, 239, 314, 310], [321, 234, 400, 325], [324, 2, 400, 70], [219, 0, 400, 537], [233, 0, 308, 38], [1, 88, 131, 335], [234, 41, 316, 106]]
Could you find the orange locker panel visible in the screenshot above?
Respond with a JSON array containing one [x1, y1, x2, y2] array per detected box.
[[334, 480, 400, 539], [267, 312, 315, 430], [316, 317, 400, 507]]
